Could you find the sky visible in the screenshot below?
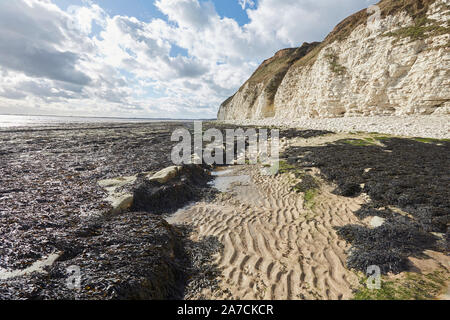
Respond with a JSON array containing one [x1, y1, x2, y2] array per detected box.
[[0, 0, 377, 119]]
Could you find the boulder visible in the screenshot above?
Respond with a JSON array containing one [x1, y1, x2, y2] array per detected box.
[[369, 216, 386, 228], [146, 166, 181, 184], [105, 192, 134, 215], [98, 175, 137, 215], [133, 164, 211, 214]]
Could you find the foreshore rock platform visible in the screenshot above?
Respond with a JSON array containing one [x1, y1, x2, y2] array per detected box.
[[0, 121, 448, 300]]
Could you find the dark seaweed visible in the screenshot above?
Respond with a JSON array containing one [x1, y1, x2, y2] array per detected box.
[[335, 216, 439, 274], [0, 122, 226, 299], [0, 212, 223, 300], [285, 137, 450, 274], [353, 204, 395, 219], [293, 174, 319, 193], [0, 122, 192, 270]]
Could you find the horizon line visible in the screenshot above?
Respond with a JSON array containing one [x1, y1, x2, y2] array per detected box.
[[0, 113, 217, 121]]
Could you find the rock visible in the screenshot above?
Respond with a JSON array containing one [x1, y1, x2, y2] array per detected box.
[[146, 166, 181, 184], [133, 165, 211, 214], [335, 218, 439, 274], [370, 216, 386, 228], [98, 175, 137, 214], [106, 192, 134, 215], [98, 165, 211, 215], [431, 232, 445, 240], [0, 253, 61, 281], [98, 175, 137, 192]]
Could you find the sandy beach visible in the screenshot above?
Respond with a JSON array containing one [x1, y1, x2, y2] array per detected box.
[[169, 131, 450, 300], [169, 165, 364, 299]]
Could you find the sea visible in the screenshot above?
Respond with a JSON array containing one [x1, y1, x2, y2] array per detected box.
[[0, 114, 188, 128]]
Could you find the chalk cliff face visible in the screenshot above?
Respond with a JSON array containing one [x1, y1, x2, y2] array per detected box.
[[218, 0, 450, 120]]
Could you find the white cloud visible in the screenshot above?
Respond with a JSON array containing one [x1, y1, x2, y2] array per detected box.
[[0, 0, 377, 118], [155, 0, 216, 29], [245, 0, 375, 45]]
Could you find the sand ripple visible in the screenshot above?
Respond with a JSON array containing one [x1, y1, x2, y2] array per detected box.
[[170, 166, 365, 300]]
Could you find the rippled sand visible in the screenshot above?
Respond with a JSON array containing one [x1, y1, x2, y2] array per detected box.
[[170, 164, 365, 300]]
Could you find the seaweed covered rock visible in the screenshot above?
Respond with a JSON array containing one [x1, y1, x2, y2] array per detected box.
[[0, 211, 226, 300], [288, 137, 450, 233], [132, 164, 212, 214], [0, 122, 226, 300], [335, 216, 439, 274], [0, 212, 187, 300], [0, 122, 191, 272], [354, 205, 395, 219], [335, 181, 361, 197], [291, 138, 449, 211], [293, 174, 319, 193]]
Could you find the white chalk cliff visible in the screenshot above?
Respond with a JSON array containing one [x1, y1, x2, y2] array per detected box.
[[218, 0, 450, 120]]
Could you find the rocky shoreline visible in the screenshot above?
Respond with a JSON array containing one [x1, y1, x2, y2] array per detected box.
[[0, 121, 448, 300], [0, 122, 223, 299]]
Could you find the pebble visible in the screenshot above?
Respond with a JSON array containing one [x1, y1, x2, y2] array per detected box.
[[219, 115, 450, 139]]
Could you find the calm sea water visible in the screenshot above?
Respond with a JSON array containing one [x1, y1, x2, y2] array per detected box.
[[0, 114, 176, 128]]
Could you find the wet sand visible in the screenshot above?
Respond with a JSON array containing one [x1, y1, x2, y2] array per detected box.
[[169, 165, 364, 299]]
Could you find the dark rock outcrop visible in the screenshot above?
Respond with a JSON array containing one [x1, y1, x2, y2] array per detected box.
[[132, 164, 212, 214], [0, 211, 223, 300], [0, 213, 185, 299]]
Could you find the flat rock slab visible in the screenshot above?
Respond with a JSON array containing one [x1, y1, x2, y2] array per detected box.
[[98, 175, 137, 215], [98, 175, 137, 192], [147, 166, 181, 184]]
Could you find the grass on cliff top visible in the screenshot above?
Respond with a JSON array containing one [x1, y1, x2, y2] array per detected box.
[[353, 270, 448, 300], [249, 54, 292, 84], [294, 0, 438, 68], [384, 16, 450, 41], [247, 43, 320, 85]]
